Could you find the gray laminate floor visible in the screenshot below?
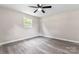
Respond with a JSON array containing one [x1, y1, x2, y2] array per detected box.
[[0, 36, 79, 54]]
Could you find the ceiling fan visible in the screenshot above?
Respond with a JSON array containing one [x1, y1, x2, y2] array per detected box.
[[29, 4, 52, 13]]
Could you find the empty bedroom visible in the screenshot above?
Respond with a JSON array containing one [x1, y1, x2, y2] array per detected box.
[[0, 4, 79, 54]]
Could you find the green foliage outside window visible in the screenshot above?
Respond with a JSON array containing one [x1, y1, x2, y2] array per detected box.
[[23, 17, 32, 28]]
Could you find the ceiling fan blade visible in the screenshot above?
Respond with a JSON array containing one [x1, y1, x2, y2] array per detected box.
[[37, 4, 40, 7], [29, 6, 38, 8], [34, 9, 38, 13], [41, 10, 45, 13], [42, 6, 52, 8]]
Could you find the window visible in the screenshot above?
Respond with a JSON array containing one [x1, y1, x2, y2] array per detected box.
[[23, 17, 32, 28]]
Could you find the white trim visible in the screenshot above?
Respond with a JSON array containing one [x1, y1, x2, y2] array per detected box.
[[43, 35, 79, 44], [1, 34, 79, 46], [0, 35, 39, 46]]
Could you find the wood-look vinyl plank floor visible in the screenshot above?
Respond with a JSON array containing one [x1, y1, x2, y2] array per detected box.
[[0, 36, 79, 54]]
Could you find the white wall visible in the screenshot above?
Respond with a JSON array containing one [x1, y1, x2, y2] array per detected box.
[[1, 6, 79, 45], [41, 11, 79, 43], [0, 7, 40, 45]]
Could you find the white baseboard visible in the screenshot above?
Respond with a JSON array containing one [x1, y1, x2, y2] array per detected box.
[[43, 35, 79, 44], [0, 35, 39, 46], [1, 34, 79, 46]]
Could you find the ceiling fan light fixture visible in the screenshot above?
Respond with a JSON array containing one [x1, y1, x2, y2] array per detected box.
[[38, 8, 42, 11]]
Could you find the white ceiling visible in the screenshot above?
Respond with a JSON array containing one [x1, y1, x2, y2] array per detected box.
[[0, 4, 79, 18]]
